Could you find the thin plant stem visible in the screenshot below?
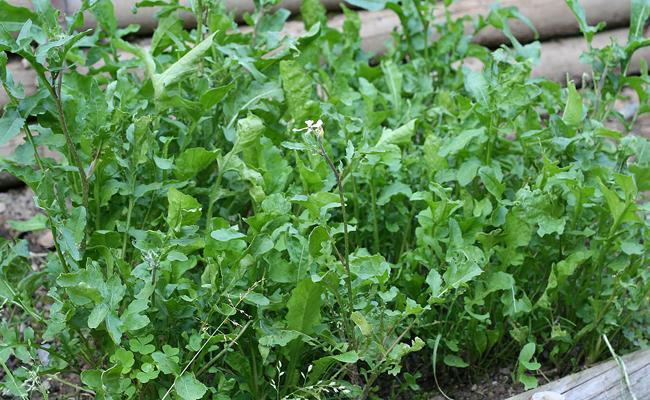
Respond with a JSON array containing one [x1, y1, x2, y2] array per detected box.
[[195, 0, 204, 45], [369, 174, 380, 254], [161, 283, 258, 400], [47, 374, 96, 395], [1, 84, 70, 272], [196, 320, 252, 377], [206, 145, 238, 232], [315, 132, 361, 385], [316, 136, 354, 325], [603, 334, 637, 400], [0, 360, 27, 400], [360, 319, 416, 400], [121, 198, 134, 259], [51, 71, 90, 217]]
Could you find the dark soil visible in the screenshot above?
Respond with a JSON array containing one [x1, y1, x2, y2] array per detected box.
[[0, 186, 53, 253], [439, 371, 523, 400]]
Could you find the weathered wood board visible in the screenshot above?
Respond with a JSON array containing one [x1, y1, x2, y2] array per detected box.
[[507, 349, 650, 400]]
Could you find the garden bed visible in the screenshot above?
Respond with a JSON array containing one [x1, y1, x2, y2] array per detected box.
[[1, 0, 648, 399]]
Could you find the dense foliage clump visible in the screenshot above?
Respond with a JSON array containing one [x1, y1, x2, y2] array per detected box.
[[0, 0, 648, 398]]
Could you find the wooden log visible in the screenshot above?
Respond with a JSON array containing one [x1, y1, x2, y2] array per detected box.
[[7, 0, 343, 31], [3, 0, 634, 56], [0, 0, 644, 105], [456, 0, 630, 46], [7, 0, 632, 42], [506, 349, 650, 400], [3, 26, 647, 109], [532, 29, 650, 82], [275, 0, 632, 54]]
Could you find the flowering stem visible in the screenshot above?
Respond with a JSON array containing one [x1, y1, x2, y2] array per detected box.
[[316, 136, 355, 335]]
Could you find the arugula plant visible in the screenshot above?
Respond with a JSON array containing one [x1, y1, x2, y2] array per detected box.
[[0, 0, 648, 398]]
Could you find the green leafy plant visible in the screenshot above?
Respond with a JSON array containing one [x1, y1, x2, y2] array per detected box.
[[0, 0, 648, 398]]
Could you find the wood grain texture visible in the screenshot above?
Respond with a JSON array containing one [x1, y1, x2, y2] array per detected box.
[[4, 26, 648, 108], [507, 349, 650, 400], [7, 0, 342, 30], [6, 0, 632, 40], [0, 1, 646, 106]]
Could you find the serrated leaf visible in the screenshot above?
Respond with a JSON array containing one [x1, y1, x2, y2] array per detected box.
[[301, 0, 327, 29], [280, 60, 315, 124]]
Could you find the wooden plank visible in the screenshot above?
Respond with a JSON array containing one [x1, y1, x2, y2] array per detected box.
[[507, 349, 650, 400]]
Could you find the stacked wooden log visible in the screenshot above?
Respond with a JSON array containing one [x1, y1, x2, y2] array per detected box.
[[1, 1, 647, 104], [1, 0, 647, 110]]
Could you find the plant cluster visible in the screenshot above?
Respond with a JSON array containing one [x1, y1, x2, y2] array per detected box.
[[0, 0, 648, 398]]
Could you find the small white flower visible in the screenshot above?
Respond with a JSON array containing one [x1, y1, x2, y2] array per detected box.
[[294, 119, 324, 138]]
